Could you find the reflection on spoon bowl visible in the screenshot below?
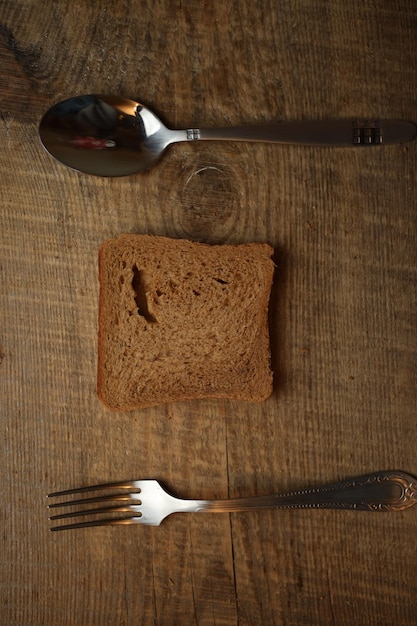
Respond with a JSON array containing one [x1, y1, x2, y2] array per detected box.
[[39, 94, 174, 176]]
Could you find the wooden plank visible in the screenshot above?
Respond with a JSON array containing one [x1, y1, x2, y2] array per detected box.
[[1, 0, 417, 624]]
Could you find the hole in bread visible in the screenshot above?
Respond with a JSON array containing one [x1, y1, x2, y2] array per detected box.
[[131, 265, 158, 323], [213, 277, 228, 285]]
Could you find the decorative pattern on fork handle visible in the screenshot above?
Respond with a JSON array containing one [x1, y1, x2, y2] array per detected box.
[[303, 470, 417, 511], [364, 471, 417, 511]]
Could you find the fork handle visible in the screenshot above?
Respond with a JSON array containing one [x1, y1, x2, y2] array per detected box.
[[201, 471, 417, 514], [196, 120, 416, 146]]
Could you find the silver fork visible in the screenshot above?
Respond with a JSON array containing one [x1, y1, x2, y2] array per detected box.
[[47, 470, 417, 530]]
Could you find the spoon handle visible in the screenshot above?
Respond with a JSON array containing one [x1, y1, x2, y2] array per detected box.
[[196, 119, 416, 146]]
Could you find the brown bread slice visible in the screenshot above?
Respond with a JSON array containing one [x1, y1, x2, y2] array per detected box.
[[97, 234, 274, 410]]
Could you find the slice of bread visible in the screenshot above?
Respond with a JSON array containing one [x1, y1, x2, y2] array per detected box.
[[97, 234, 274, 410]]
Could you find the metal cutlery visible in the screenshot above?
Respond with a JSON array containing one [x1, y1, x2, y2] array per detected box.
[[47, 470, 417, 530], [39, 94, 417, 177]]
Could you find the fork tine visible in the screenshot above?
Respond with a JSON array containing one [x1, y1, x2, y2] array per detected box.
[[47, 493, 140, 509], [47, 480, 138, 498], [47, 479, 173, 528], [50, 517, 142, 531], [49, 504, 139, 520], [47, 480, 144, 531]]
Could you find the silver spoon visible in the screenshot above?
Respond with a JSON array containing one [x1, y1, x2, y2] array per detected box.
[[39, 94, 417, 177]]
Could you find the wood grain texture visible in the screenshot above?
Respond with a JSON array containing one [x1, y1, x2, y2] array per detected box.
[[1, 1, 417, 624]]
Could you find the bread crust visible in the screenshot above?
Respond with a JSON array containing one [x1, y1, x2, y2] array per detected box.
[[97, 234, 274, 410]]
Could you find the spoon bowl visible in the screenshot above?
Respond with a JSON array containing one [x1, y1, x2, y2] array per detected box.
[[39, 94, 177, 176], [39, 94, 417, 177]]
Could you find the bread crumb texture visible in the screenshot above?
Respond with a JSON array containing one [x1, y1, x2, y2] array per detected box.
[[97, 234, 275, 410]]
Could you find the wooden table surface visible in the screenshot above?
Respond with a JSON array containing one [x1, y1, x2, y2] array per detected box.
[[1, 1, 417, 624]]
